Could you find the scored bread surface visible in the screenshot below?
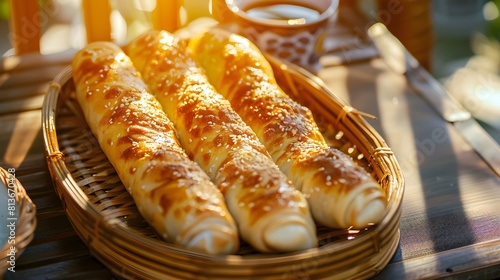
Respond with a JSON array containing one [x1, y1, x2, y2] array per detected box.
[[72, 41, 239, 255], [126, 30, 318, 253], [188, 28, 387, 229]]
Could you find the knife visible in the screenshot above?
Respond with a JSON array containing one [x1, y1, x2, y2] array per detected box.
[[367, 22, 500, 177]]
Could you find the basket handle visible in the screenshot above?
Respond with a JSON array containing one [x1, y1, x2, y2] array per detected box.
[[81, 0, 184, 42], [81, 0, 113, 43], [8, 0, 40, 54], [7, 0, 184, 55]]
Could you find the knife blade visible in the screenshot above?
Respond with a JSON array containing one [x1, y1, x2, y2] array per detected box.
[[367, 23, 470, 122], [367, 22, 500, 177]]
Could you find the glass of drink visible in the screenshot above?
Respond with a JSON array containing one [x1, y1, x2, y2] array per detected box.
[[211, 0, 339, 71]]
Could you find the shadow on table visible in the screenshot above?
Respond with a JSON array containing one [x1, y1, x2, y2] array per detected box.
[[333, 57, 478, 274]]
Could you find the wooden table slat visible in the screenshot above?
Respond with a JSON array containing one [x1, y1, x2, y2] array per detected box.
[[0, 49, 74, 73], [4, 255, 113, 280], [0, 82, 51, 102]]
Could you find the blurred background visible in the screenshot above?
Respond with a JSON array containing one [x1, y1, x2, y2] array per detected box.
[[1, 0, 499, 75], [0, 0, 499, 73], [0, 0, 499, 133]]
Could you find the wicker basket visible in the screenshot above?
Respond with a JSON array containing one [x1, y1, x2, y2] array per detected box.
[[41, 54, 404, 279], [0, 167, 37, 277]]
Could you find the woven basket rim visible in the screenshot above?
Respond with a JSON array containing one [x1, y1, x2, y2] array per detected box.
[[0, 167, 37, 275], [41, 55, 405, 278]]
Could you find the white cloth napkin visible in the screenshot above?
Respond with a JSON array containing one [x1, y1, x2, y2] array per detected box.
[[444, 34, 500, 132], [445, 65, 500, 131]]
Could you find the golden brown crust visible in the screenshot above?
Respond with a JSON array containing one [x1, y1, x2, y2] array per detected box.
[[188, 29, 387, 229], [72, 41, 239, 255], [127, 30, 317, 253]]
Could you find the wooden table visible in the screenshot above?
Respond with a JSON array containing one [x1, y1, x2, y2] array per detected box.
[[1, 17, 500, 280]]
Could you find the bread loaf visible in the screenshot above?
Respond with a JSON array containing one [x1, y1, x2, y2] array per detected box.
[[126, 30, 317, 253], [188, 29, 387, 229], [72, 41, 239, 255]]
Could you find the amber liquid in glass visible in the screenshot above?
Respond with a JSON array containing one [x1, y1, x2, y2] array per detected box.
[[245, 4, 321, 24]]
